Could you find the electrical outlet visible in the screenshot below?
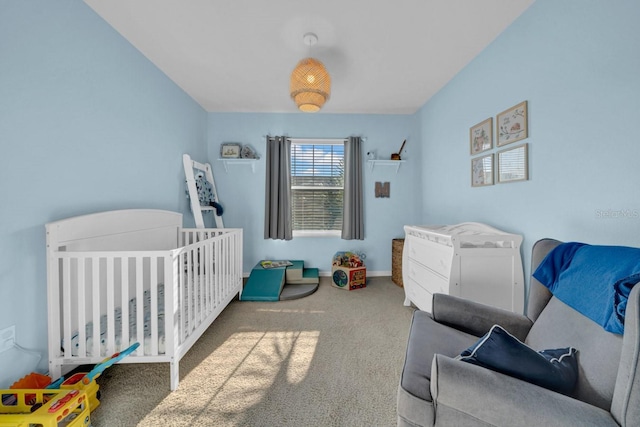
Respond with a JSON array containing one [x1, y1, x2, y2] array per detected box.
[[0, 325, 16, 353]]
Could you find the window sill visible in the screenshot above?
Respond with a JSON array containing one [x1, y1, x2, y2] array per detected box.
[[293, 230, 341, 238]]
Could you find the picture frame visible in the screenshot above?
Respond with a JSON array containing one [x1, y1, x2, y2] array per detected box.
[[497, 143, 528, 183], [220, 143, 242, 158], [471, 153, 494, 187], [497, 101, 528, 146], [470, 117, 493, 155]]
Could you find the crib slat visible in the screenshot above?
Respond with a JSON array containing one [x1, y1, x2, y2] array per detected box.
[[189, 248, 196, 333], [215, 237, 222, 306], [184, 251, 189, 338], [206, 240, 212, 315], [121, 257, 130, 351], [190, 249, 196, 333], [135, 256, 144, 357], [180, 252, 186, 343], [165, 254, 175, 359], [63, 257, 72, 359], [150, 256, 158, 356], [91, 257, 100, 358], [106, 257, 115, 355], [224, 236, 230, 296], [197, 246, 203, 324], [76, 258, 86, 358]]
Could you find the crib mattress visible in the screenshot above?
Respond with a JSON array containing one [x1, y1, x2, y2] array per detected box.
[[67, 285, 166, 357]]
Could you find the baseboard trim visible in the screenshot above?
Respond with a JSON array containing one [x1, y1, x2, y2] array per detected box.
[[243, 270, 392, 278]]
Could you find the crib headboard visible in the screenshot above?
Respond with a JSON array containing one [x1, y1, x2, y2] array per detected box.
[[46, 209, 182, 252]]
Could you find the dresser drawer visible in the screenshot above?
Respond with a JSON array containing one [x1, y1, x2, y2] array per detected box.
[[405, 277, 434, 312], [406, 259, 449, 296], [407, 237, 453, 279]]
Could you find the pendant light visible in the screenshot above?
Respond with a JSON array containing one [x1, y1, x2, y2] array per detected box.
[[290, 33, 331, 112]]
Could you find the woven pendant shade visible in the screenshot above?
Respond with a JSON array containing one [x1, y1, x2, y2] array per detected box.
[[290, 57, 331, 112]]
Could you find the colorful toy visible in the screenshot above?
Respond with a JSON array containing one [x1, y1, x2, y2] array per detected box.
[[0, 388, 90, 427], [332, 251, 367, 290], [48, 342, 140, 413], [332, 251, 365, 268], [10, 373, 52, 390]]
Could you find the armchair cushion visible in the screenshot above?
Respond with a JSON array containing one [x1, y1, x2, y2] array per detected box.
[[459, 324, 578, 395], [432, 294, 533, 341], [400, 310, 478, 402], [431, 354, 618, 427]]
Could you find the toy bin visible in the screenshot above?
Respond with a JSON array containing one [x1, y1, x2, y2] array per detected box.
[[331, 266, 366, 290], [0, 388, 90, 427], [331, 251, 366, 290]]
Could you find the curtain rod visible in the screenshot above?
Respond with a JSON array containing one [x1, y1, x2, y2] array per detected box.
[[262, 136, 367, 142]]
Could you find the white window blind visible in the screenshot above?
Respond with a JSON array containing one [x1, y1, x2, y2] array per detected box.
[[290, 140, 344, 232]]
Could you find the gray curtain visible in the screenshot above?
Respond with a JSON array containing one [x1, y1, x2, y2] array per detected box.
[[264, 136, 292, 240], [342, 136, 364, 240]]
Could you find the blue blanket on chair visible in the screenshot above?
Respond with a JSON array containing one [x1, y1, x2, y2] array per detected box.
[[533, 242, 640, 334]]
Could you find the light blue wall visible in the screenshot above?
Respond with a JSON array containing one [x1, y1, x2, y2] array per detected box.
[[0, 0, 206, 383], [207, 113, 421, 273], [417, 0, 640, 283]]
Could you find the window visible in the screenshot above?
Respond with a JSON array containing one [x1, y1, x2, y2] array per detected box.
[[290, 140, 344, 236]]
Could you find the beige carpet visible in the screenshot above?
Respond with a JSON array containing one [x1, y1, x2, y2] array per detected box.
[[91, 277, 414, 427]]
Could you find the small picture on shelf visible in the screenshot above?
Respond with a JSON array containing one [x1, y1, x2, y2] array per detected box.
[[220, 143, 242, 158]]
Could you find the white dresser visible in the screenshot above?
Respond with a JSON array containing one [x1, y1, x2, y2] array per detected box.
[[402, 222, 525, 314]]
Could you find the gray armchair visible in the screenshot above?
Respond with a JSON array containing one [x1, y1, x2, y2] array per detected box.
[[397, 238, 640, 426]]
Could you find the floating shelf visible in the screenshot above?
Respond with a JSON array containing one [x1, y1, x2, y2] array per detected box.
[[367, 160, 405, 173], [218, 158, 259, 173]]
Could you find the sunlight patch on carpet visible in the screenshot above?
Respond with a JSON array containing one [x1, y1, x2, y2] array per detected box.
[[287, 330, 319, 384], [138, 330, 320, 424]]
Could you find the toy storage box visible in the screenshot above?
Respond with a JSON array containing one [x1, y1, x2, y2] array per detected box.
[[331, 251, 366, 290], [331, 266, 366, 290]]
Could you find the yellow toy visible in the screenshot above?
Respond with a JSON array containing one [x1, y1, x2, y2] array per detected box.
[[57, 372, 101, 413], [49, 342, 140, 412], [0, 388, 90, 427]]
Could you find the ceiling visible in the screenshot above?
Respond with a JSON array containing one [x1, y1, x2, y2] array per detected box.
[[83, 0, 534, 115]]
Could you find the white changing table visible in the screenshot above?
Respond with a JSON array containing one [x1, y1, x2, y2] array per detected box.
[[402, 222, 525, 314]]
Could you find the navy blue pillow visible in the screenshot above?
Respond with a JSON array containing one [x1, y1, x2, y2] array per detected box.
[[459, 325, 578, 395]]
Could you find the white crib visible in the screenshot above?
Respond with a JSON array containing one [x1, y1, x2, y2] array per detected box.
[[45, 209, 243, 390]]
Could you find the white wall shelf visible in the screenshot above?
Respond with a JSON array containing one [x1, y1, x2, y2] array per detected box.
[[218, 158, 259, 173], [367, 159, 405, 173]]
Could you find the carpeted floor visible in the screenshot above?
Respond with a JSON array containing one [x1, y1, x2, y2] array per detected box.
[[91, 277, 414, 427]]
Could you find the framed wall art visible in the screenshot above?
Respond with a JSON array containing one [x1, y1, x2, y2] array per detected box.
[[470, 117, 493, 155], [220, 143, 242, 158], [497, 101, 528, 146], [471, 153, 494, 187], [497, 143, 528, 183]]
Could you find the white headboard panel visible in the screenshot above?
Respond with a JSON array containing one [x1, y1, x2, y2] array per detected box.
[[46, 209, 182, 252]]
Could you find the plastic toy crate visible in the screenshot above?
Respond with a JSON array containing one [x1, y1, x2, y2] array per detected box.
[[0, 388, 90, 427]]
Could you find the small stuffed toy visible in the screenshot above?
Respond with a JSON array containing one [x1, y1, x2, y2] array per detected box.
[[188, 172, 224, 217]]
